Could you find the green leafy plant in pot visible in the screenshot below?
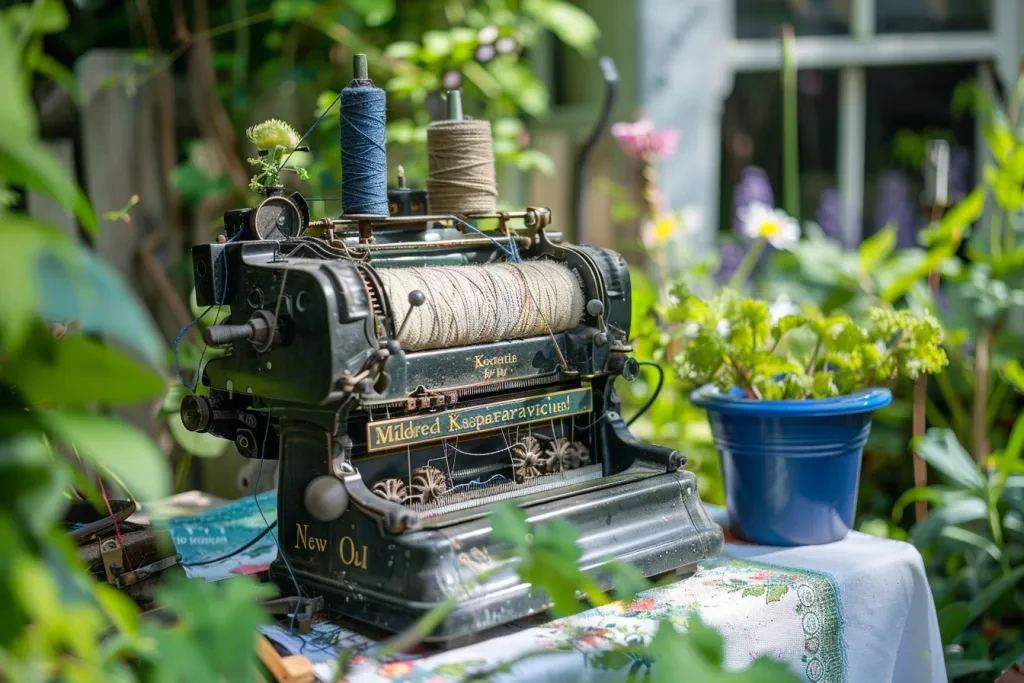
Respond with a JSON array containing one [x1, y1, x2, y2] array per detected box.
[[671, 286, 948, 545]]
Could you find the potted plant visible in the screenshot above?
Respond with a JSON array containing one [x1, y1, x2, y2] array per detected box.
[[670, 286, 948, 545]]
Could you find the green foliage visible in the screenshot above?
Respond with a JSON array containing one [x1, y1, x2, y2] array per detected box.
[[668, 287, 946, 400], [490, 503, 631, 615], [891, 128, 956, 171], [200, 0, 599, 201], [137, 577, 275, 682], [170, 143, 232, 206], [893, 426, 1024, 678], [619, 270, 724, 503], [0, 7, 275, 681]]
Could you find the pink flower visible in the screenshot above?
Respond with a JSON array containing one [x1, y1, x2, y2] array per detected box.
[[611, 119, 680, 159], [626, 598, 656, 612], [577, 634, 607, 648], [378, 661, 415, 678]]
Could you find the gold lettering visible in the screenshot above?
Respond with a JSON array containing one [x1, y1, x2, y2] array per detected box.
[[294, 523, 328, 553], [374, 425, 392, 445], [473, 352, 519, 376], [339, 536, 368, 569]]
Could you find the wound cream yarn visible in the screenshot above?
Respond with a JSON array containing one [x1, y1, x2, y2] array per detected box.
[[378, 261, 583, 351], [425, 119, 498, 215]]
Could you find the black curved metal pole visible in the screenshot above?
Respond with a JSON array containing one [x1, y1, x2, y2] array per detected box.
[[573, 56, 619, 244]]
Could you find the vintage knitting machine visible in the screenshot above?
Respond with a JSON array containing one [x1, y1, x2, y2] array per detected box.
[[179, 55, 722, 642]]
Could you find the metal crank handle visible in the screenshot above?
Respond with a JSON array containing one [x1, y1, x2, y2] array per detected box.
[[203, 310, 278, 351]]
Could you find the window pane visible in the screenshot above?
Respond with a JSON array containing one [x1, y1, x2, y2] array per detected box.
[[864, 64, 978, 245], [735, 0, 848, 39], [876, 0, 990, 33], [721, 71, 839, 235]]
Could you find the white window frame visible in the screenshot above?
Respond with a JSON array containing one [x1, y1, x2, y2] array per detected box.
[[722, 0, 1018, 246]]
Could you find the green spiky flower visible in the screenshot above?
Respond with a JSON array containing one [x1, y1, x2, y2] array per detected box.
[[668, 288, 947, 400], [246, 118, 301, 150], [244, 118, 309, 193]]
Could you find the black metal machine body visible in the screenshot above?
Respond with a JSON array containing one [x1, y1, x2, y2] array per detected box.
[[183, 199, 722, 641]]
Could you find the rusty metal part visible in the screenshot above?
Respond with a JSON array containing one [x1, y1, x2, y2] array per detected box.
[[409, 465, 448, 504], [371, 478, 408, 505], [115, 553, 181, 588], [511, 436, 544, 483], [568, 442, 591, 469], [542, 437, 575, 474]]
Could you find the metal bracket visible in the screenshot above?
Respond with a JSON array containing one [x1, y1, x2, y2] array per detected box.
[[260, 595, 324, 635], [100, 538, 124, 584]]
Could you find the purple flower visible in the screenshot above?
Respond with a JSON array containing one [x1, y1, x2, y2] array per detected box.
[[949, 145, 972, 203], [815, 189, 843, 245], [475, 44, 496, 63], [443, 70, 462, 91], [873, 170, 917, 248], [715, 241, 744, 284], [732, 166, 774, 237]]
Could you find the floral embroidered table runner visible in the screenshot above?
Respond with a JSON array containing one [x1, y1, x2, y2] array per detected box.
[[266, 531, 945, 683], [169, 495, 944, 682]]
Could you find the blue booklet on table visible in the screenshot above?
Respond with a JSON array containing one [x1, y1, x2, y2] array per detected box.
[[167, 491, 279, 582]]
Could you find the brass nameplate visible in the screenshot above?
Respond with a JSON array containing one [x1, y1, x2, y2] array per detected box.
[[366, 387, 592, 452]]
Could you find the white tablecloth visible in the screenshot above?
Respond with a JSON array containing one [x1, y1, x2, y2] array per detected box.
[[268, 526, 946, 683], [167, 494, 945, 682]]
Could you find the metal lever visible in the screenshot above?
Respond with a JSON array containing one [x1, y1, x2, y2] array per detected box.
[[396, 290, 426, 340], [587, 298, 608, 345]]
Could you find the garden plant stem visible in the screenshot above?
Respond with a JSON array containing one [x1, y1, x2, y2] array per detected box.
[[911, 203, 945, 522], [973, 323, 995, 463], [727, 237, 767, 291]]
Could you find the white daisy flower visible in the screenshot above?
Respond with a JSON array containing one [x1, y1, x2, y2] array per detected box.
[[738, 201, 800, 250]]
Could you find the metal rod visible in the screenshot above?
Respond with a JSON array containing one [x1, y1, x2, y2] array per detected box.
[[446, 90, 463, 121], [729, 32, 996, 71], [353, 53, 368, 80], [341, 235, 531, 253], [315, 210, 539, 228]]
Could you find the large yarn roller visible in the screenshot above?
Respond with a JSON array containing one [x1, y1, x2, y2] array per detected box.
[[378, 261, 584, 352], [426, 90, 498, 215], [341, 54, 389, 216]]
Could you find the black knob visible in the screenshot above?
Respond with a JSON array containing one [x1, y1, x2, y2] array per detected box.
[[408, 290, 426, 307], [203, 323, 253, 346], [180, 394, 213, 433]]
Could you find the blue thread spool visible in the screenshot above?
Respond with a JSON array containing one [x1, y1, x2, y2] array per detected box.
[[341, 54, 389, 216]]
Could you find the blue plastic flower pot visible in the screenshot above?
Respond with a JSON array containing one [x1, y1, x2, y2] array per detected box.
[[690, 385, 893, 546]]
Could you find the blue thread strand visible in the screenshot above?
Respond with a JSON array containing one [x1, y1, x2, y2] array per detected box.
[[281, 92, 341, 172], [449, 215, 522, 263], [173, 232, 241, 391], [253, 419, 303, 636], [340, 85, 388, 215]]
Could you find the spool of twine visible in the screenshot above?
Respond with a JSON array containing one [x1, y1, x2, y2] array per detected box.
[[340, 84, 389, 216], [378, 261, 583, 352], [426, 119, 498, 215]]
